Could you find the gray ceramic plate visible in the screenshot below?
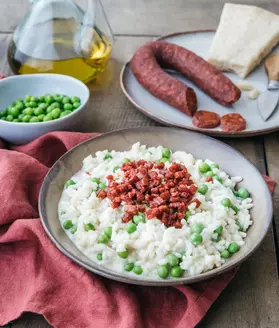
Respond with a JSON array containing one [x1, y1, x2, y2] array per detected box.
[[39, 127, 273, 286], [120, 30, 279, 137]]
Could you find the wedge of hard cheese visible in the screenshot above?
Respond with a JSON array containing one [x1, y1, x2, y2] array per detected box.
[[208, 3, 279, 78]]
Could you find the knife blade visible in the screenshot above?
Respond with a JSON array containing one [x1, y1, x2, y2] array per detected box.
[[257, 87, 279, 121], [257, 54, 279, 121]]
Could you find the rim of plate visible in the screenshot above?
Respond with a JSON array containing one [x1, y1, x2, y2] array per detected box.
[[120, 29, 279, 138], [39, 127, 273, 286]]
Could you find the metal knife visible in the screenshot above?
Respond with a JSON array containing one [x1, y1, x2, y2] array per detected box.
[[257, 53, 279, 121]]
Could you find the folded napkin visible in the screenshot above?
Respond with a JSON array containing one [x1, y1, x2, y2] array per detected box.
[[0, 132, 275, 328]]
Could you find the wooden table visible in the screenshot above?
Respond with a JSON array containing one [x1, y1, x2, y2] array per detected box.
[[1, 0, 279, 327]]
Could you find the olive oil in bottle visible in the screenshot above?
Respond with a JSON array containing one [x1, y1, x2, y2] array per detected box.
[[8, 18, 112, 83]]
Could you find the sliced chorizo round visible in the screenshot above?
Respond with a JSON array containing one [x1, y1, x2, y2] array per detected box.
[[220, 113, 246, 132], [192, 110, 220, 128]]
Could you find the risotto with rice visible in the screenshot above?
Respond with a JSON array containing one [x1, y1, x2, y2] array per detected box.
[[58, 143, 253, 279]]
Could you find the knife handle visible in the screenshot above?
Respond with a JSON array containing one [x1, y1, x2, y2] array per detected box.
[[265, 53, 279, 81]]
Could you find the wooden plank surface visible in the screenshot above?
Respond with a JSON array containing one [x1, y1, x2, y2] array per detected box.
[[0, 0, 279, 327], [1, 0, 279, 35]]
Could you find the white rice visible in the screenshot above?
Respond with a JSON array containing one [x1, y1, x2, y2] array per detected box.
[[58, 143, 253, 279]]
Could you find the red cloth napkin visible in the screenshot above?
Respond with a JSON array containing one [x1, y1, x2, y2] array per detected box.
[[0, 132, 275, 328]]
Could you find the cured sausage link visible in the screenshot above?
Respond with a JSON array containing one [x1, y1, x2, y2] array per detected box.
[[131, 42, 198, 117], [131, 41, 241, 115]]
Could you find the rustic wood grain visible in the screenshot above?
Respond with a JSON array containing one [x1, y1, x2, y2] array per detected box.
[[263, 133, 279, 266], [0, 0, 279, 327], [1, 0, 279, 35]]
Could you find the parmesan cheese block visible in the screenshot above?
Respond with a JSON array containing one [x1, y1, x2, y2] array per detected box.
[[208, 3, 279, 78]]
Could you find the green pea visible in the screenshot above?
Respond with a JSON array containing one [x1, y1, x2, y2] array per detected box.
[[126, 222, 137, 234], [185, 211, 191, 220], [113, 166, 120, 173], [213, 175, 222, 183], [71, 225, 77, 234], [34, 107, 43, 116], [22, 115, 31, 122], [99, 182, 106, 190], [13, 119, 19, 122], [37, 114, 45, 122], [9, 106, 20, 117], [198, 184, 208, 195], [166, 253, 179, 267], [6, 115, 13, 121], [43, 113, 53, 121], [117, 250, 129, 258], [133, 265, 143, 275], [160, 157, 168, 163], [221, 198, 231, 207], [205, 171, 214, 178], [104, 226, 112, 238], [71, 96, 81, 103], [91, 177, 100, 184], [25, 95, 31, 102], [232, 189, 239, 197], [124, 263, 134, 272], [162, 147, 171, 159], [138, 212, 145, 219], [98, 234, 109, 244], [123, 158, 131, 164], [51, 108, 61, 119], [62, 96, 71, 104], [236, 220, 243, 232], [238, 188, 249, 199], [18, 114, 24, 122], [191, 223, 204, 234], [65, 179, 76, 188], [73, 102, 81, 109], [51, 102, 60, 109], [29, 101, 37, 108], [104, 152, 112, 160], [133, 215, 145, 225], [60, 110, 72, 118], [84, 223, 95, 231], [54, 95, 63, 103], [97, 253, 103, 261], [30, 116, 40, 123], [1, 109, 7, 116], [39, 96, 45, 102], [64, 103, 73, 111], [190, 233, 203, 245], [63, 220, 73, 230], [214, 225, 223, 235], [15, 102, 24, 111], [45, 95, 54, 104], [231, 205, 239, 214], [211, 163, 219, 169], [23, 107, 34, 116], [157, 265, 169, 278], [220, 250, 231, 258], [170, 265, 184, 278], [46, 106, 54, 114], [228, 242, 240, 254], [29, 96, 37, 102], [199, 162, 211, 173], [39, 103, 48, 110]]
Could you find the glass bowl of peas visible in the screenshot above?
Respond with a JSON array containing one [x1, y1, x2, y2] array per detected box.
[[0, 74, 90, 144]]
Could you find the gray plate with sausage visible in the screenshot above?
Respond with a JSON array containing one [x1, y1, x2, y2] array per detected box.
[[120, 30, 279, 137]]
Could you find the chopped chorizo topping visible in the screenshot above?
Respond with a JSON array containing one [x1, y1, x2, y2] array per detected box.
[[105, 160, 197, 228]]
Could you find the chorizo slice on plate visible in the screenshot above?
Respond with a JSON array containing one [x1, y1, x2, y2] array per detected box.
[[220, 113, 246, 132], [192, 110, 220, 128]]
